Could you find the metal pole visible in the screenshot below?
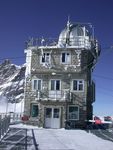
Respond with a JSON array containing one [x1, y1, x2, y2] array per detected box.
[[14, 98, 16, 121], [21, 98, 23, 117], [0, 116, 1, 139], [6, 100, 8, 115], [25, 128, 27, 150]]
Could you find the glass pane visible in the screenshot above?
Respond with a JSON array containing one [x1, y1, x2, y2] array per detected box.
[[38, 80, 41, 90], [56, 80, 60, 90], [78, 80, 83, 91], [73, 80, 77, 90], [42, 53, 45, 62], [62, 53, 65, 62], [69, 106, 78, 120], [66, 53, 70, 63], [47, 53, 50, 56], [46, 56, 50, 63], [79, 80, 83, 84], [46, 108, 52, 118], [53, 108, 59, 118], [34, 80, 37, 90], [69, 106, 78, 112], [51, 80, 55, 90], [79, 84, 83, 91], [31, 105, 38, 117]]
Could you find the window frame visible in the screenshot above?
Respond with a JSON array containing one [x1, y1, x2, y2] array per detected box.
[[61, 51, 71, 64], [32, 79, 42, 91], [72, 79, 84, 92], [68, 105, 79, 120], [50, 79, 61, 91], [40, 52, 51, 64], [31, 103, 39, 117]]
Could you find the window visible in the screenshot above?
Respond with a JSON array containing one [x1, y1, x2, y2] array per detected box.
[[45, 108, 52, 118], [32, 79, 42, 90], [53, 108, 60, 118], [61, 52, 70, 64], [72, 80, 84, 91], [68, 106, 79, 120], [31, 104, 39, 117], [50, 80, 60, 91], [41, 52, 50, 63]]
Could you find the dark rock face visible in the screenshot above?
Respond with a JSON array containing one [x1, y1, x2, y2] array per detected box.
[[0, 60, 25, 103]]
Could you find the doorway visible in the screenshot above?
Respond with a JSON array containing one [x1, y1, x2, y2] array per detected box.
[[45, 107, 61, 128]]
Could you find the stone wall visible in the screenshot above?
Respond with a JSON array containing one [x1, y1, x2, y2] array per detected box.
[[24, 46, 94, 128]]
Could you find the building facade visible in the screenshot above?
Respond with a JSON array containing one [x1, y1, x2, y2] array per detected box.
[[23, 21, 100, 128]]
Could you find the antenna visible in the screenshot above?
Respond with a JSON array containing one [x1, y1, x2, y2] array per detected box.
[[67, 15, 71, 27], [68, 15, 70, 23]]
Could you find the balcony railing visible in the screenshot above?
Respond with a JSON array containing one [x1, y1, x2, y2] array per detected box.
[[32, 90, 71, 101], [25, 37, 99, 51]]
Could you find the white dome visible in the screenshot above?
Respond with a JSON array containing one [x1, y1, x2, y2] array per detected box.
[[58, 23, 90, 47]]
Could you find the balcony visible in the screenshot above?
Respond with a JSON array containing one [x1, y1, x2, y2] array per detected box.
[[33, 90, 71, 101]]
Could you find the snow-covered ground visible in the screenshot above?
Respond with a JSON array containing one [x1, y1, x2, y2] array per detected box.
[[10, 124, 113, 150]]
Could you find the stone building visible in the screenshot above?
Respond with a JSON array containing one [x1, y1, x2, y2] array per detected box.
[[23, 21, 100, 128]]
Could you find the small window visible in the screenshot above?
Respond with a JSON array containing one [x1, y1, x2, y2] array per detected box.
[[32, 79, 42, 90], [45, 108, 52, 118], [53, 108, 60, 118], [31, 104, 39, 117], [68, 106, 79, 120], [61, 52, 70, 64], [73, 80, 84, 91], [41, 52, 50, 63], [50, 80, 60, 91]]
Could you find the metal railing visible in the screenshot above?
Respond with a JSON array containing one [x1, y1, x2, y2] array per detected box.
[[9, 112, 23, 123], [0, 112, 22, 125], [25, 37, 99, 50], [32, 90, 71, 101], [0, 115, 10, 140]]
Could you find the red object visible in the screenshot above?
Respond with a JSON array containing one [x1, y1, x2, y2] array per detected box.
[[94, 116, 102, 124], [95, 119, 102, 124], [21, 115, 29, 121]]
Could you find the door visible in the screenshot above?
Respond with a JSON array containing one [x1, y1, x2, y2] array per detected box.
[[45, 107, 61, 128]]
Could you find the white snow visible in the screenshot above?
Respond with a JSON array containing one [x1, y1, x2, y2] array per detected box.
[[11, 63, 21, 69], [0, 96, 24, 113], [15, 93, 24, 99], [5, 70, 20, 83], [10, 123, 113, 150], [0, 82, 12, 89], [18, 79, 24, 86]]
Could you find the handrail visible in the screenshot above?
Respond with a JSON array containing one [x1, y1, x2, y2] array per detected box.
[[0, 115, 10, 141]]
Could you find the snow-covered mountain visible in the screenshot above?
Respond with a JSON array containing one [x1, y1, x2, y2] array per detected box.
[[0, 59, 25, 103]]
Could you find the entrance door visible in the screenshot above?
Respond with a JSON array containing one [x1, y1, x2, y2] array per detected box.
[[45, 107, 61, 128]]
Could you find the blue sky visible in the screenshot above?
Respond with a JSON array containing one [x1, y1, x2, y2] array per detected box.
[[0, 0, 113, 116]]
